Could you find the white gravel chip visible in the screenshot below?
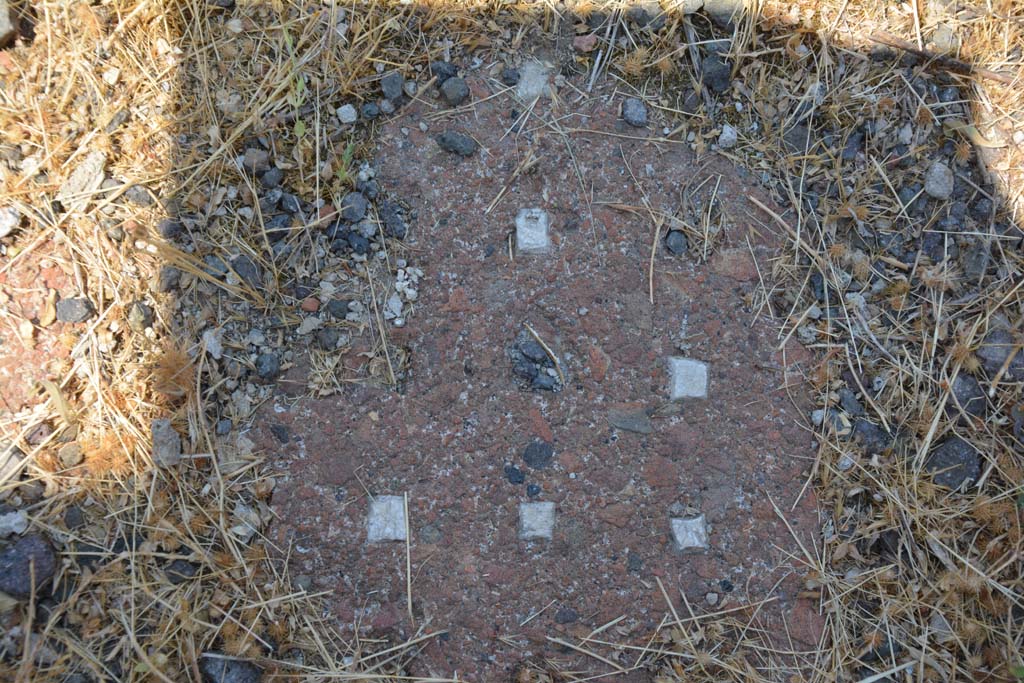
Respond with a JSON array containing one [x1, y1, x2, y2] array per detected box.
[[668, 357, 709, 400], [337, 104, 358, 124], [718, 124, 738, 149], [367, 495, 407, 542], [0, 510, 28, 538], [515, 208, 551, 254], [519, 501, 555, 540], [671, 514, 709, 552]]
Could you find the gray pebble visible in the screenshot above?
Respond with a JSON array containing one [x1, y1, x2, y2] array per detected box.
[[838, 388, 864, 416], [56, 297, 95, 324], [977, 327, 1024, 380], [165, 558, 199, 584], [554, 607, 578, 624], [57, 442, 84, 468], [151, 418, 182, 468], [316, 327, 341, 350], [156, 266, 180, 293], [607, 408, 653, 434], [215, 418, 233, 436], [501, 67, 520, 86], [242, 148, 270, 173], [260, 167, 283, 188], [440, 77, 470, 106], [437, 131, 478, 156], [230, 254, 262, 288], [622, 97, 647, 127], [946, 374, 985, 424], [419, 524, 443, 544], [124, 184, 153, 206], [361, 102, 380, 120], [430, 61, 458, 84], [336, 104, 358, 124]]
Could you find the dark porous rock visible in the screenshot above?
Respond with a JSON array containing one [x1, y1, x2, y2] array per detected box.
[[199, 655, 263, 683], [961, 238, 991, 281], [348, 233, 370, 255], [269, 424, 290, 444], [165, 558, 199, 584], [440, 76, 470, 106], [852, 418, 895, 454], [701, 53, 732, 94], [512, 357, 538, 381], [340, 191, 368, 222], [0, 534, 57, 598], [380, 71, 405, 101], [783, 124, 813, 154], [156, 266, 180, 293], [264, 213, 291, 242], [127, 301, 154, 332], [522, 440, 554, 469], [665, 230, 688, 255], [255, 353, 281, 381], [527, 484, 540, 498], [532, 373, 557, 391], [325, 299, 351, 319], [356, 178, 380, 200], [203, 254, 229, 279], [56, 297, 96, 324], [519, 340, 548, 363], [361, 102, 380, 120], [946, 374, 986, 424], [504, 463, 525, 485], [838, 388, 864, 416], [279, 193, 301, 214], [380, 200, 408, 239], [157, 217, 183, 239], [437, 131, 479, 157], [925, 436, 980, 489], [63, 505, 86, 529], [622, 97, 648, 127], [260, 166, 283, 188], [501, 67, 520, 86], [430, 60, 458, 84], [124, 184, 154, 206], [841, 131, 864, 162], [625, 1, 666, 30], [969, 197, 993, 220], [554, 607, 578, 624], [230, 254, 262, 288], [977, 327, 1024, 380], [316, 327, 341, 350]]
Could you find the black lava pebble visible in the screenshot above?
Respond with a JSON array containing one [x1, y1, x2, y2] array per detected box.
[[56, 297, 95, 323], [437, 131, 479, 156], [504, 463, 525, 485], [255, 353, 281, 381], [522, 440, 554, 469]]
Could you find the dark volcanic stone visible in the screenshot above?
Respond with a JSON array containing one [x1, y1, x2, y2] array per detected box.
[[165, 558, 199, 584], [360, 102, 380, 120], [380, 201, 408, 239], [519, 340, 548, 363], [255, 353, 280, 381], [348, 233, 370, 255], [264, 213, 291, 242], [838, 388, 864, 416], [127, 301, 153, 332], [925, 436, 980, 489], [526, 483, 541, 497], [430, 61, 458, 84], [977, 328, 1024, 380], [380, 71, 405, 101], [156, 266, 180, 293], [946, 374, 985, 424], [230, 254, 261, 288], [622, 97, 647, 127], [504, 464, 526, 485], [199, 655, 263, 683], [437, 131, 478, 156], [260, 167, 283, 188], [532, 373, 557, 391], [63, 505, 85, 530], [500, 67, 520, 86], [316, 327, 341, 349], [340, 192, 368, 223], [158, 217, 183, 239], [440, 77, 470, 106], [852, 418, 895, 453], [325, 299, 351, 319], [702, 53, 732, 94], [522, 440, 554, 469], [56, 297, 95, 324], [0, 534, 57, 598], [665, 230, 688, 255], [554, 607, 578, 624]]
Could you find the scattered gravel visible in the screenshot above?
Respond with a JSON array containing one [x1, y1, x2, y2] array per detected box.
[[55, 297, 95, 323], [509, 329, 563, 391], [622, 97, 647, 127], [925, 436, 980, 489], [440, 76, 470, 106], [436, 131, 479, 156], [151, 418, 182, 468], [0, 534, 57, 598]]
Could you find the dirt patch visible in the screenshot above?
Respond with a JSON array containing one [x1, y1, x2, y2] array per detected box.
[[261, 76, 821, 678]]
